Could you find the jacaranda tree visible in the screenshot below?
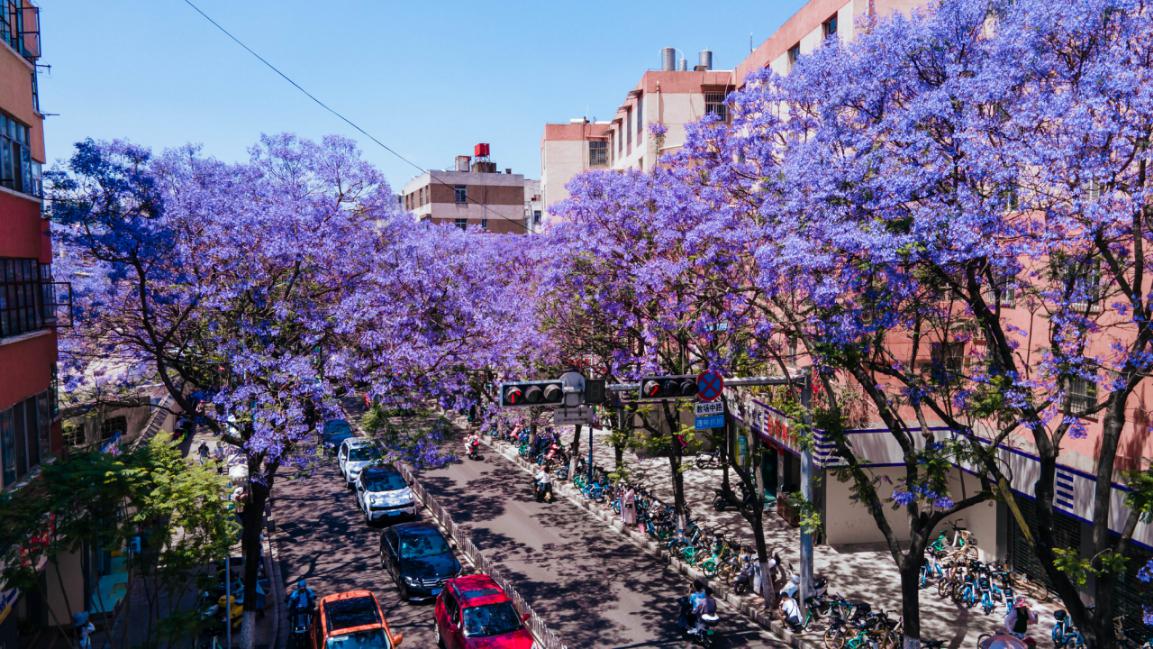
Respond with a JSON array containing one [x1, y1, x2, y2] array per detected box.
[[52, 134, 395, 647]]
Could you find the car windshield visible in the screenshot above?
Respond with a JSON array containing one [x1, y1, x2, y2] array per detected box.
[[325, 629, 391, 649], [399, 531, 451, 559], [324, 597, 381, 631], [348, 447, 379, 462], [363, 472, 407, 492], [462, 602, 522, 638]]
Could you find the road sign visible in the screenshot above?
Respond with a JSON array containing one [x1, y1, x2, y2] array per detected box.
[[694, 400, 725, 430], [696, 370, 725, 402], [554, 405, 597, 426]]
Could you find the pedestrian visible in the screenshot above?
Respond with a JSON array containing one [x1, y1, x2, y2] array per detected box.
[[621, 486, 638, 529], [197, 440, 210, 463], [1003, 596, 1038, 639], [779, 592, 803, 630]]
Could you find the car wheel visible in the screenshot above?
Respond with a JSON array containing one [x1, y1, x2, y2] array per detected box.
[[398, 581, 409, 602], [435, 624, 444, 649]]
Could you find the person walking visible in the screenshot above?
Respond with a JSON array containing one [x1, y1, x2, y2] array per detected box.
[[197, 440, 210, 463], [621, 486, 638, 529]]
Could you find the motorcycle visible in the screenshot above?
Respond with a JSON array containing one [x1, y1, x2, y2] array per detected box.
[[712, 483, 757, 511], [532, 476, 554, 503], [684, 612, 721, 647], [287, 607, 314, 648]]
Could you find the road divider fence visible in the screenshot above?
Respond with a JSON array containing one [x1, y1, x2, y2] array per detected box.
[[394, 461, 569, 649]]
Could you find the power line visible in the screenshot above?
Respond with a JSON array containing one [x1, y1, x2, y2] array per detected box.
[[180, 0, 535, 234]]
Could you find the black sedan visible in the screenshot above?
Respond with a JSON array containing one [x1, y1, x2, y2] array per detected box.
[[379, 522, 461, 601]]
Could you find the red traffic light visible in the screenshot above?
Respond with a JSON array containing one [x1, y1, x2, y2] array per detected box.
[[643, 380, 662, 398], [504, 386, 524, 405], [639, 375, 699, 400]]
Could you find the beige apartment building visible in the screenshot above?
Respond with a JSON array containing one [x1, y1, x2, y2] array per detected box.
[[402, 144, 531, 235]]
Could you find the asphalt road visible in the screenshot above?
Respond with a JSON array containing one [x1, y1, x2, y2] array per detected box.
[[272, 441, 783, 648], [416, 446, 784, 648], [272, 453, 441, 648]]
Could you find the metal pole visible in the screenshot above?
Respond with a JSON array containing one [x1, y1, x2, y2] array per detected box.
[[588, 424, 595, 486], [798, 368, 814, 620], [225, 554, 232, 649]]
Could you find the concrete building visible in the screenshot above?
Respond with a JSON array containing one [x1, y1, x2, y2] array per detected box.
[[402, 144, 529, 234], [0, 1, 62, 644], [541, 50, 732, 219], [523, 178, 543, 234]]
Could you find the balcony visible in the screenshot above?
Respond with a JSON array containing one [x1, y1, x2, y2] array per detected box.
[[1, 2, 40, 62]]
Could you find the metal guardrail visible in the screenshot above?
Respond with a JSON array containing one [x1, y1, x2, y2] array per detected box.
[[394, 462, 569, 649]]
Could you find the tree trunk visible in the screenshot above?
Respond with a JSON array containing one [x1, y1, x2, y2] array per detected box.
[[748, 500, 774, 610], [570, 424, 582, 480], [667, 405, 688, 532], [239, 477, 270, 649], [1030, 451, 1093, 641], [900, 555, 923, 649]]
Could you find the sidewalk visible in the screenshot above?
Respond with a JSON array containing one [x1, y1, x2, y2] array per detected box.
[[482, 422, 1060, 648]]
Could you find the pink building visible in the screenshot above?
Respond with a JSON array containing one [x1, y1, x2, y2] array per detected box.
[[542, 0, 1153, 615]]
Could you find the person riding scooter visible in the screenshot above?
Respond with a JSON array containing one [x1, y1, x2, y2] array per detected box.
[[465, 432, 482, 460], [533, 466, 553, 502], [286, 579, 316, 617]]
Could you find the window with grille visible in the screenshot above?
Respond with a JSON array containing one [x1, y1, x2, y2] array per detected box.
[[1068, 376, 1097, 415], [989, 267, 1017, 308], [1084, 179, 1102, 201], [0, 394, 44, 488], [454, 218, 467, 231], [588, 140, 608, 167], [823, 14, 838, 40], [454, 185, 467, 204], [101, 416, 127, 441], [1051, 256, 1101, 312], [929, 342, 965, 384], [0, 258, 49, 338], [0, 111, 37, 196], [705, 92, 728, 122]]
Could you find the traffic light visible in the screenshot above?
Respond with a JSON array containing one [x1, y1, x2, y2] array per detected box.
[[500, 380, 564, 407], [638, 375, 698, 400]]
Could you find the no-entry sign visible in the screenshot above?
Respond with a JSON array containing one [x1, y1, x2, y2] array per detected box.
[[696, 370, 724, 402]]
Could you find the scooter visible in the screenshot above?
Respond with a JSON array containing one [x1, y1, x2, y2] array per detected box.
[[287, 607, 314, 649], [685, 612, 721, 647], [466, 438, 481, 460], [532, 477, 554, 503], [712, 483, 756, 511]]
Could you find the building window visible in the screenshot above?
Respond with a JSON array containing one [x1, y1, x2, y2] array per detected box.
[[1052, 255, 1101, 312], [480, 217, 488, 230], [533, 210, 542, 226], [30, 71, 38, 113], [100, 416, 127, 441], [0, 394, 45, 488], [823, 14, 838, 40], [929, 342, 965, 385], [0, 111, 37, 196], [1084, 179, 1102, 201], [636, 94, 644, 141], [788, 43, 801, 70], [616, 126, 622, 154], [989, 267, 1017, 308], [626, 108, 633, 154], [1068, 376, 1097, 415], [454, 185, 467, 204], [705, 92, 728, 122], [454, 218, 467, 230], [0, 258, 49, 339], [589, 140, 608, 167]]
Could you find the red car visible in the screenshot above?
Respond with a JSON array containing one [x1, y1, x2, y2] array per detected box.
[[311, 589, 405, 648], [434, 574, 535, 649]]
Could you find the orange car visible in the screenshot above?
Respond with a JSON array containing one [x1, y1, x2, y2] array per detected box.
[[311, 589, 404, 648]]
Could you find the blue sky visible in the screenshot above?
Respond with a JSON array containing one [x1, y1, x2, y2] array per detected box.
[[37, 1, 806, 191]]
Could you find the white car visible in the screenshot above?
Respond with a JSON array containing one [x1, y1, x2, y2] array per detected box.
[[337, 437, 381, 488], [355, 464, 417, 523]]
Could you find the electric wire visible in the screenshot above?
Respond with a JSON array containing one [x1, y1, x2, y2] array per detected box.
[[180, 0, 535, 234]]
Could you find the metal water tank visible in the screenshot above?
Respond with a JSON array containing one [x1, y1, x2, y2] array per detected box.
[[699, 49, 713, 70], [661, 47, 676, 71]]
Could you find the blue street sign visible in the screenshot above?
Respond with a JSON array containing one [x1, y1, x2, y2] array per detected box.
[[695, 414, 725, 430], [697, 370, 724, 402]]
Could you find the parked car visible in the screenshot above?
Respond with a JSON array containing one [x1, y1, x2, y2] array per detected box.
[[320, 420, 355, 456], [356, 465, 417, 524], [338, 437, 381, 488], [434, 574, 533, 649], [310, 589, 404, 648], [380, 522, 462, 601]]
